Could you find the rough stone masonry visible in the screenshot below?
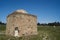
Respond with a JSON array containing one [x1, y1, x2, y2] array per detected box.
[[6, 9, 38, 37]]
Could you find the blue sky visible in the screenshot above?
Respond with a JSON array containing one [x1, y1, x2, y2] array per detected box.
[[0, 0, 60, 23]]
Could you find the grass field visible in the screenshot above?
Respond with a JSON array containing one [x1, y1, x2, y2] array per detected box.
[[0, 25, 60, 40]]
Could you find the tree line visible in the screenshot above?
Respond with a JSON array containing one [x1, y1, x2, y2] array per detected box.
[[0, 21, 60, 26], [37, 22, 60, 26], [0, 21, 6, 25]]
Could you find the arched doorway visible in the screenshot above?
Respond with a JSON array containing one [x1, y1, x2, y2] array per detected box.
[[14, 27, 19, 37]]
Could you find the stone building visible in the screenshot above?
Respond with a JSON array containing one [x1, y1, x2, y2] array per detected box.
[[6, 9, 37, 37]]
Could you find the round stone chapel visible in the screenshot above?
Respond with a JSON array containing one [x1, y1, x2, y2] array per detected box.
[[6, 9, 37, 37]]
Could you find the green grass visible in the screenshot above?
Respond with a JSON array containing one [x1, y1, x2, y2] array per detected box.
[[0, 25, 60, 40], [37, 26, 60, 40], [0, 25, 6, 31]]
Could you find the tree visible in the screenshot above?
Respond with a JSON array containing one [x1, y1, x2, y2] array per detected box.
[[0, 21, 6, 25], [0, 21, 2, 24], [37, 23, 40, 25]]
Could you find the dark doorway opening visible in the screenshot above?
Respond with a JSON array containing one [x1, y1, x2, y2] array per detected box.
[[15, 27, 19, 32], [15, 27, 18, 30], [14, 27, 19, 37]]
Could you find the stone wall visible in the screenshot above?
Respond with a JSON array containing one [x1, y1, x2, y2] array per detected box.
[[6, 12, 37, 37]]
